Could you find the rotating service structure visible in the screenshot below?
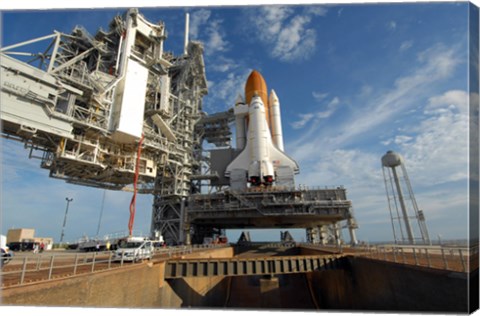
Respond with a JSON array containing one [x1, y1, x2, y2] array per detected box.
[[0, 9, 209, 245]]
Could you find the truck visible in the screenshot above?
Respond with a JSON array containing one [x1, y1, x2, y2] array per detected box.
[[114, 237, 154, 262], [77, 238, 106, 252]]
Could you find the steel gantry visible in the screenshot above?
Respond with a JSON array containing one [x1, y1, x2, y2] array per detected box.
[[1, 9, 208, 245]]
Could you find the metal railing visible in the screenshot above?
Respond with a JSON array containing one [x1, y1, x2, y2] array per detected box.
[[355, 244, 478, 272], [1, 244, 228, 288]]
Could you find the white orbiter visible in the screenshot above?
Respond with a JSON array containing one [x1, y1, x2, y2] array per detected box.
[[225, 70, 299, 186]]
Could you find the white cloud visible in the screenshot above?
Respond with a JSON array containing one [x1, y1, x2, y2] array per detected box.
[[189, 9, 228, 56], [256, 6, 293, 40], [358, 85, 373, 98], [403, 101, 469, 185], [291, 113, 314, 129], [426, 90, 468, 114], [209, 56, 236, 73], [189, 9, 210, 39], [249, 6, 325, 62], [272, 15, 316, 61], [291, 96, 340, 129], [205, 19, 228, 55], [393, 135, 413, 145], [316, 96, 340, 119], [312, 91, 328, 101], [381, 139, 393, 146], [399, 40, 413, 52], [291, 43, 463, 159], [305, 6, 328, 17], [388, 20, 397, 30], [298, 149, 383, 188], [204, 69, 252, 112]]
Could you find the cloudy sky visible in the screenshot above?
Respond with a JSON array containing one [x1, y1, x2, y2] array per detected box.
[[1, 2, 477, 243]]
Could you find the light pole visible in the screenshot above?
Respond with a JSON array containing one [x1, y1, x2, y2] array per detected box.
[[60, 197, 73, 243]]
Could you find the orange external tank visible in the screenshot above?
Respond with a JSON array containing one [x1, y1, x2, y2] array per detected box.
[[245, 70, 270, 128]]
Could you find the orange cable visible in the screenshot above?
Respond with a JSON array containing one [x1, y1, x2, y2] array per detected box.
[[128, 134, 144, 236]]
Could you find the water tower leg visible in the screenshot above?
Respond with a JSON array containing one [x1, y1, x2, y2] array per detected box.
[[392, 167, 415, 243]]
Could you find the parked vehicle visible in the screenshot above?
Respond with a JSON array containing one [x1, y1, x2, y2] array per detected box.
[[7, 241, 38, 251], [1, 235, 13, 267], [1, 248, 13, 267], [114, 237, 153, 262], [78, 239, 106, 252]]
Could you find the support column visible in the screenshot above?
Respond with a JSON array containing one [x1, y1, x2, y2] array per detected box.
[[334, 223, 341, 246], [319, 225, 327, 245]]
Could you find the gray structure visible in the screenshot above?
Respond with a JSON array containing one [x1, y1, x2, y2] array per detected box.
[[381, 150, 431, 245]]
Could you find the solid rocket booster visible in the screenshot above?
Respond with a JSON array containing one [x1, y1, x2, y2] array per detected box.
[[234, 94, 247, 150], [269, 89, 284, 151], [226, 70, 298, 186]]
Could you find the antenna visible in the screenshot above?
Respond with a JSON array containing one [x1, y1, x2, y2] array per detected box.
[[184, 13, 190, 55]]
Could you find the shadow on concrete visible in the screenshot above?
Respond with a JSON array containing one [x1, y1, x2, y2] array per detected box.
[[166, 277, 229, 308], [233, 245, 301, 257], [164, 256, 475, 313], [166, 273, 318, 310], [310, 256, 474, 313]]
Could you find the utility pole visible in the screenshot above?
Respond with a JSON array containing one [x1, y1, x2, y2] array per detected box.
[[60, 197, 73, 243]]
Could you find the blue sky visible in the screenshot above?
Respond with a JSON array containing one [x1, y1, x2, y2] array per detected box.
[[0, 2, 476, 243]]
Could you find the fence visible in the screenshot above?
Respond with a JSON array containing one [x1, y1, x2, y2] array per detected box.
[[357, 244, 478, 272], [293, 242, 478, 272], [0, 244, 227, 288]]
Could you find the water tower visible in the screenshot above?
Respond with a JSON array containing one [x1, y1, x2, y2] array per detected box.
[[381, 151, 430, 245]]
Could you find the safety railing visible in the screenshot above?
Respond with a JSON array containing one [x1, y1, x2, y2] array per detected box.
[[152, 243, 228, 257], [297, 243, 344, 254], [0, 244, 229, 288], [356, 244, 478, 272], [1, 251, 117, 288], [234, 242, 298, 249]]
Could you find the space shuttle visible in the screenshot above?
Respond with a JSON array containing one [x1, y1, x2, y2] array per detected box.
[[225, 70, 299, 186]]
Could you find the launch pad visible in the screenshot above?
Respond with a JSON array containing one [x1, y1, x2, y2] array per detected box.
[[187, 186, 356, 244], [1, 8, 358, 246]]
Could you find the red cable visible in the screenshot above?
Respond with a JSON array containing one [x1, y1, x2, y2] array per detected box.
[[128, 134, 144, 236]]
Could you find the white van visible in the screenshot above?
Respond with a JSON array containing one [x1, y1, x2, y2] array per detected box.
[[114, 237, 153, 262]]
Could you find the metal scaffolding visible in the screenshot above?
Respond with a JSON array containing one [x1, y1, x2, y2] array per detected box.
[[1, 9, 208, 245]]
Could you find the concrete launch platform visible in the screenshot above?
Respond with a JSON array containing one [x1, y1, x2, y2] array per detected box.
[[1, 244, 476, 313]]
